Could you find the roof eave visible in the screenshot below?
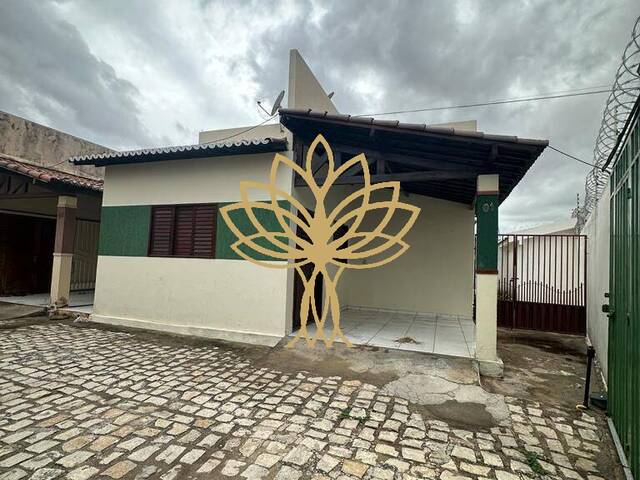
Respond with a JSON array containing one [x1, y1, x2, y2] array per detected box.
[[70, 138, 289, 167]]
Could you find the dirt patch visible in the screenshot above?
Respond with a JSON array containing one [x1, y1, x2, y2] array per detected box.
[[414, 400, 496, 430], [255, 342, 399, 387], [395, 336, 420, 344], [483, 328, 603, 410]]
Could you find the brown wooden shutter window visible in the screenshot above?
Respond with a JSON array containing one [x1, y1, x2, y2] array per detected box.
[[148, 204, 216, 258]]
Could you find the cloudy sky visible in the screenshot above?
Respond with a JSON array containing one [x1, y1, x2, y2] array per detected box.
[[1, 0, 638, 231]]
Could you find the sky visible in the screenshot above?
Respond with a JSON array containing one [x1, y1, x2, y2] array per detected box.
[[0, 0, 638, 232]]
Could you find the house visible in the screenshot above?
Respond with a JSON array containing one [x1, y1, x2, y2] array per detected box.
[[0, 112, 109, 308], [70, 50, 548, 377]]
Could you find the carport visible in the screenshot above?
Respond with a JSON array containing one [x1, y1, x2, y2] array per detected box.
[[280, 109, 548, 371], [0, 155, 102, 308]]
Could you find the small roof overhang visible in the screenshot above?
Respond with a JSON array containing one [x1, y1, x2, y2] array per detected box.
[[279, 108, 548, 205], [70, 137, 289, 167], [0, 154, 103, 194]]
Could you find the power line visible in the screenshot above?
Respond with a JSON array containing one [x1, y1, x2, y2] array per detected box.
[[548, 145, 600, 168], [355, 88, 619, 118], [204, 114, 279, 144]]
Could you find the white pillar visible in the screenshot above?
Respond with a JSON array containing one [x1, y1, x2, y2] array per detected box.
[[50, 195, 77, 307], [475, 174, 503, 377]]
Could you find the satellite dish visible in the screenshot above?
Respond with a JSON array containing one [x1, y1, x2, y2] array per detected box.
[[270, 90, 285, 116], [328, 91, 335, 99]]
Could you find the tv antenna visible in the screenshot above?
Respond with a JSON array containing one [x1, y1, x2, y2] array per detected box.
[[257, 90, 286, 117]]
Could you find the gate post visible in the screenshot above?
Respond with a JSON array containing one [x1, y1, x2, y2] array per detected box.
[[475, 174, 503, 377], [50, 195, 77, 308]]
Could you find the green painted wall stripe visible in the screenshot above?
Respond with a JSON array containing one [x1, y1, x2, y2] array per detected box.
[[216, 201, 290, 261], [475, 194, 498, 272], [99, 205, 151, 256], [98, 202, 291, 261]]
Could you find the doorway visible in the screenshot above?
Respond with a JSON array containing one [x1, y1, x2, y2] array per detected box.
[[292, 209, 322, 331], [0, 213, 56, 295]]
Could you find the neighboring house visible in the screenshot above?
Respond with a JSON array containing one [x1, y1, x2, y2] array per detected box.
[[0, 111, 109, 306], [70, 50, 548, 377]]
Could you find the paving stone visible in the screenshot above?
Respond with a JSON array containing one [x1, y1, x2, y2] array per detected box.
[[128, 445, 161, 462], [451, 445, 476, 462], [221, 459, 246, 476], [0, 324, 616, 480], [241, 464, 269, 478], [0, 468, 28, 480], [274, 465, 302, 480], [156, 445, 186, 465], [55, 451, 94, 468], [317, 454, 339, 473], [342, 459, 368, 477], [179, 448, 204, 464], [66, 466, 99, 480], [102, 460, 136, 479], [256, 453, 280, 468], [283, 445, 313, 466]]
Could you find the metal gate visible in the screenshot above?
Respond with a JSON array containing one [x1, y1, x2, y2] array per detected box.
[[608, 105, 639, 478], [70, 219, 99, 291], [497, 234, 587, 334]]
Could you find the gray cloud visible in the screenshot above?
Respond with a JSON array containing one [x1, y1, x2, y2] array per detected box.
[[0, 0, 638, 230], [0, 0, 155, 149], [244, 0, 639, 231]]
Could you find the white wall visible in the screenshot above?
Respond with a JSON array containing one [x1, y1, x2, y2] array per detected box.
[[95, 153, 294, 346], [582, 180, 610, 381], [293, 186, 475, 318], [341, 194, 475, 318], [102, 153, 292, 207], [93, 256, 288, 345]]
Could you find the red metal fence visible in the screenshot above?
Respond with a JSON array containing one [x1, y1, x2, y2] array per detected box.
[[497, 234, 587, 334]]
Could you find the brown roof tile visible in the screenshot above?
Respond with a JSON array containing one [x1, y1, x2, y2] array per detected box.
[[0, 155, 103, 192]]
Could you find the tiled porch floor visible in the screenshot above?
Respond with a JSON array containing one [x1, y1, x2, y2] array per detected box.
[[296, 308, 476, 358], [0, 291, 94, 314]]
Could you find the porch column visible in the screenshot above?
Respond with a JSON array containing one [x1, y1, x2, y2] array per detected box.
[[475, 175, 503, 377], [50, 195, 77, 308]]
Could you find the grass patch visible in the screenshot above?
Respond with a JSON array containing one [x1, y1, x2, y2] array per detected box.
[[525, 451, 545, 475], [339, 407, 351, 419]]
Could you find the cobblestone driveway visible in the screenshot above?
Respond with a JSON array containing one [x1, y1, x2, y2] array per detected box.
[[0, 323, 618, 479]]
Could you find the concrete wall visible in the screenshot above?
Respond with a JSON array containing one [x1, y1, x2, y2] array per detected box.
[[582, 180, 611, 381], [288, 49, 338, 113], [293, 186, 475, 318], [0, 111, 109, 179], [198, 124, 286, 144], [94, 154, 294, 346]]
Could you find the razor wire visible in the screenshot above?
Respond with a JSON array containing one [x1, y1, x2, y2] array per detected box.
[[575, 16, 640, 228]]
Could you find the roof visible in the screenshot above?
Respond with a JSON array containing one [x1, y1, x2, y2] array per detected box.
[[70, 137, 288, 167], [0, 154, 103, 192], [279, 108, 548, 205], [279, 108, 549, 147]]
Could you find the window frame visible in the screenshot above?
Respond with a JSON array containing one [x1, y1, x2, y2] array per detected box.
[[147, 203, 217, 259]]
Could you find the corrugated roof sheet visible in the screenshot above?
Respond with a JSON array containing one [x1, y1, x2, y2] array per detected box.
[[70, 137, 288, 166], [0, 155, 103, 192], [279, 108, 549, 147]]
